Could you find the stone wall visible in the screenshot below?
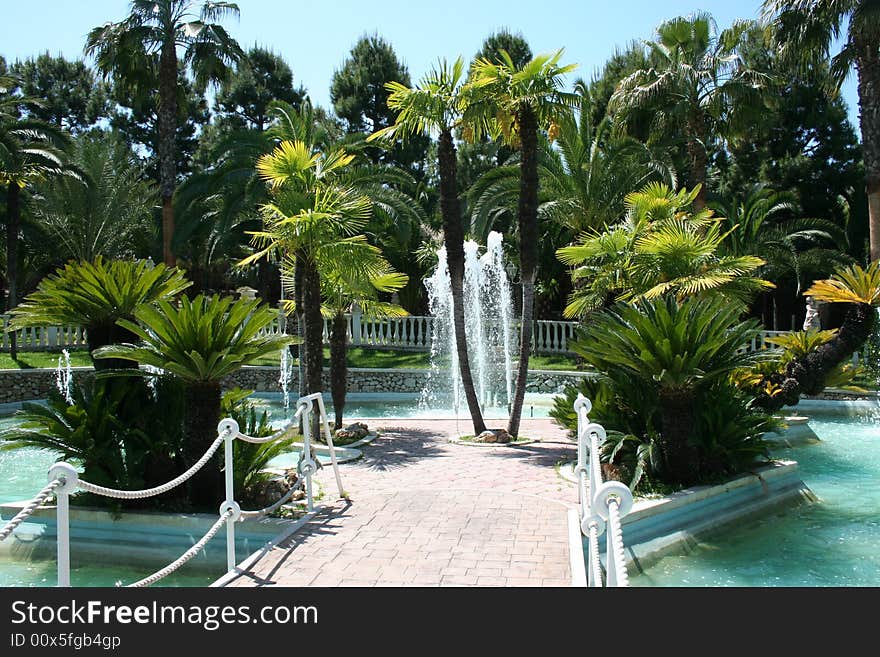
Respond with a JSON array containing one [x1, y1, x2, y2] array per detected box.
[[0, 366, 594, 404]]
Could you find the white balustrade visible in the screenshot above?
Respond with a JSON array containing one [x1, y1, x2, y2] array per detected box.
[[2, 312, 872, 363]]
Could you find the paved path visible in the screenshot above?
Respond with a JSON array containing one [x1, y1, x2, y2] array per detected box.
[[224, 418, 579, 587]]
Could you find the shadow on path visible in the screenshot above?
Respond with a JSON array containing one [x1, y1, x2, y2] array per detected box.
[[354, 426, 447, 472]]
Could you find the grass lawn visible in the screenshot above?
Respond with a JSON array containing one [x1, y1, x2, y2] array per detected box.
[[0, 350, 95, 370], [0, 347, 585, 372]]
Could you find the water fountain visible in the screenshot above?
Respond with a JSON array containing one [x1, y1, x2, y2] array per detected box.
[[55, 349, 74, 404], [420, 231, 515, 416], [279, 271, 293, 417]]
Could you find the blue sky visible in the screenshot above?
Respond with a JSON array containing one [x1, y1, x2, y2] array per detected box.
[[0, 0, 862, 131]]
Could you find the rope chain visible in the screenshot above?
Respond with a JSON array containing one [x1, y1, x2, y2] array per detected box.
[[587, 521, 604, 587], [0, 478, 63, 541], [606, 499, 630, 587], [238, 482, 303, 520], [78, 436, 225, 499], [126, 509, 234, 588]]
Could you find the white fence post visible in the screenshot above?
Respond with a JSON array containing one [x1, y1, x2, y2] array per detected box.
[[47, 463, 77, 587], [218, 419, 241, 573], [351, 304, 363, 346]]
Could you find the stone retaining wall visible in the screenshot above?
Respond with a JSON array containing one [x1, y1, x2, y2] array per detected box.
[[0, 366, 594, 404]]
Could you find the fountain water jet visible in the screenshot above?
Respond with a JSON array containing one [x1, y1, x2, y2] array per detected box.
[[420, 231, 514, 416], [55, 349, 74, 404]]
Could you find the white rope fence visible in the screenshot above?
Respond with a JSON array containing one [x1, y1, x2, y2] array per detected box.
[[77, 436, 225, 500], [128, 509, 234, 588], [574, 393, 634, 588], [0, 392, 345, 588]]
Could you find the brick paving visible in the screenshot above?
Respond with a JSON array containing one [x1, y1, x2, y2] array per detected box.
[[224, 418, 579, 587]]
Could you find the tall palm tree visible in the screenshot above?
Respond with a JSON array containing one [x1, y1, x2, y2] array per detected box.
[[0, 75, 71, 358], [609, 13, 766, 210], [467, 49, 578, 437], [86, 0, 244, 267], [763, 0, 880, 261], [467, 80, 675, 314], [243, 140, 373, 404], [469, 80, 676, 241], [175, 100, 340, 294], [367, 57, 487, 434]]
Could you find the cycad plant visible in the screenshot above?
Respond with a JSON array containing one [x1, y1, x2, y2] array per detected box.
[[8, 257, 191, 369], [95, 294, 295, 506], [0, 375, 187, 504], [574, 295, 763, 485]]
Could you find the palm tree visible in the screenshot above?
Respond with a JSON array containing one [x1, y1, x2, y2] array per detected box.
[[467, 80, 675, 315], [0, 74, 71, 358], [317, 244, 408, 429], [8, 257, 191, 369], [86, 0, 244, 267], [763, 0, 880, 261], [367, 57, 488, 434], [32, 132, 157, 261], [176, 100, 340, 294], [557, 183, 773, 317], [95, 294, 294, 506], [470, 80, 675, 242], [243, 139, 373, 404], [711, 183, 852, 326], [759, 262, 880, 411], [609, 13, 766, 210], [467, 49, 578, 437]]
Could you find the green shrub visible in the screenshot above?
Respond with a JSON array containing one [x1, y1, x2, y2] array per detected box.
[[552, 296, 774, 487]]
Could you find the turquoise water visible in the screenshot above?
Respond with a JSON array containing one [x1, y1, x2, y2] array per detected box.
[[0, 555, 216, 587], [0, 443, 60, 505], [632, 416, 880, 587]]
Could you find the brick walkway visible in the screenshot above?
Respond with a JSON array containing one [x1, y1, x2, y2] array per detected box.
[[224, 418, 579, 587]]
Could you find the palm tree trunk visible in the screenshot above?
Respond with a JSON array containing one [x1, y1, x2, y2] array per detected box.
[[158, 43, 178, 267], [5, 183, 19, 360], [757, 302, 876, 412], [787, 302, 875, 395], [300, 254, 323, 396], [686, 113, 708, 211], [438, 128, 486, 435], [658, 388, 700, 485], [183, 381, 223, 508], [293, 251, 305, 397], [856, 47, 880, 262], [330, 311, 348, 429], [508, 104, 539, 438]]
